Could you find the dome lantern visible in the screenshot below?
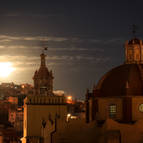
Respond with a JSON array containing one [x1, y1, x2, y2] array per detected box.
[[125, 38, 143, 64], [125, 25, 143, 64]]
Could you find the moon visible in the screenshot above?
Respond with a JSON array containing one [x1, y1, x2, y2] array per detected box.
[[0, 62, 15, 78]]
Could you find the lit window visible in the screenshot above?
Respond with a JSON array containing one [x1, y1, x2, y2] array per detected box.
[[109, 104, 117, 118]]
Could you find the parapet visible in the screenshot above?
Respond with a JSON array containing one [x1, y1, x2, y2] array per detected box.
[[24, 95, 66, 105]]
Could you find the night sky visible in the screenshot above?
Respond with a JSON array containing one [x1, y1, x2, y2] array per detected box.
[[0, 0, 143, 99]]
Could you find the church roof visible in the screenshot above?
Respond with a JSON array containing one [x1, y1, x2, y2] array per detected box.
[[96, 64, 143, 97], [34, 66, 49, 79], [33, 53, 52, 79]]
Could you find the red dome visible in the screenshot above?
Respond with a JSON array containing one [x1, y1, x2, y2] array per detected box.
[[96, 64, 143, 97]]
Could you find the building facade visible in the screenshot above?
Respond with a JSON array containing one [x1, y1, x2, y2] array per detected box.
[[86, 37, 143, 123], [21, 52, 67, 143]]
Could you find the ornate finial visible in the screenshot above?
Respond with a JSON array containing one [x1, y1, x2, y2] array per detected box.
[[40, 40, 48, 67], [40, 53, 46, 67]]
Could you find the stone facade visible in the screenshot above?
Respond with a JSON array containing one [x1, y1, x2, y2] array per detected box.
[[21, 52, 67, 143], [86, 37, 143, 124]]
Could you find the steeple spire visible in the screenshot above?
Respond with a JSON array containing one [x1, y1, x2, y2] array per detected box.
[[40, 44, 48, 67], [40, 53, 46, 67], [33, 44, 53, 96]]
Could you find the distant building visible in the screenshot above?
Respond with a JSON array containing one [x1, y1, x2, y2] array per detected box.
[[7, 96, 18, 104], [0, 124, 18, 143], [21, 84, 33, 95], [86, 37, 143, 123], [21, 52, 67, 143]]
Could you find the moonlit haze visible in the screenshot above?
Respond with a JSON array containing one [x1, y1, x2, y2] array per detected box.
[[0, 62, 15, 78]]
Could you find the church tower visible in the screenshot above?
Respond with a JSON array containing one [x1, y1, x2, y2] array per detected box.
[[22, 51, 67, 143], [33, 53, 53, 95]]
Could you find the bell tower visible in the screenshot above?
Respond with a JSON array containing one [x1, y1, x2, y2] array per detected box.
[[33, 52, 54, 96], [22, 47, 67, 143]]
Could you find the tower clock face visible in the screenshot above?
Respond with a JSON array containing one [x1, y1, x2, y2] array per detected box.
[[139, 104, 143, 112]]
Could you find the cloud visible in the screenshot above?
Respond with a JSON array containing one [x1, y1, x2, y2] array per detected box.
[[0, 35, 68, 42], [53, 90, 65, 96], [0, 53, 110, 73], [0, 44, 104, 54], [89, 38, 123, 45], [0, 35, 121, 45], [0, 34, 111, 76], [23, 36, 68, 42], [49, 47, 104, 52], [0, 45, 30, 49], [89, 39, 101, 43], [0, 13, 63, 18], [0, 35, 21, 41], [103, 38, 123, 44]]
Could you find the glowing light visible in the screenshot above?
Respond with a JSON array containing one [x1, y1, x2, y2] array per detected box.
[[66, 113, 71, 122], [71, 116, 77, 119], [67, 113, 71, 117], [67, 96, 72, 100], [66, 96, 73, 104], [0, 62, 15, 78], [22, 85, 25, 88]]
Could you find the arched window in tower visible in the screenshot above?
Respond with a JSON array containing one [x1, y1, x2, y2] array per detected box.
[[40, 87, 47, 95], [109, 104, 117, 118]]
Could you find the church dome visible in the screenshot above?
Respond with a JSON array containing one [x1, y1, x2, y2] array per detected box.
[[96, 64, 143, 97]]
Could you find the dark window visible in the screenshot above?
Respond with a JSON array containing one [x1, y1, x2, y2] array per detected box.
[[40, 87, 47, 94]]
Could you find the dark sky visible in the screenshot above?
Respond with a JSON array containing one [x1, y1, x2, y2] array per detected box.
[[0, 0, 143, 99]]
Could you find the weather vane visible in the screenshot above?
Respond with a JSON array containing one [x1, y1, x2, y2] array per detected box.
[[40, 37, 48, 55], [42, 44, 48, 54]]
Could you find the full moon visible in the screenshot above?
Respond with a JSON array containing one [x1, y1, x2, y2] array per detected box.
[[0, 62, 15, 78]]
